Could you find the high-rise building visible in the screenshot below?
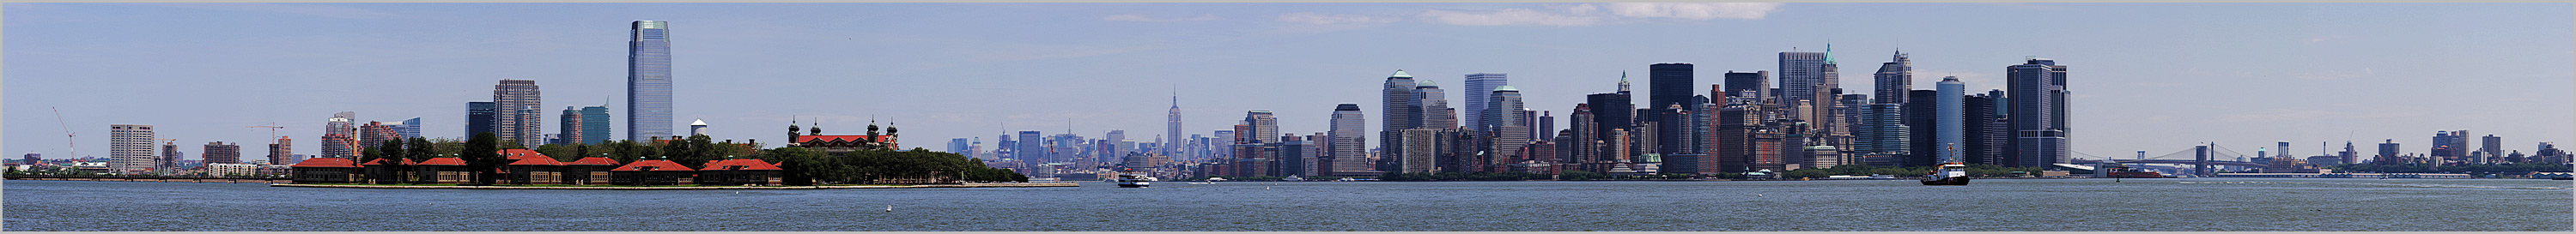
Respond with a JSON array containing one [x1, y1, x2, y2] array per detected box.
[[204, 141, 241, 165], [1414, 80, 1456, 130], [1016, 131, 1044, 162], [1874, 51, 1913, 105], [2008, 57, 2071, 167], [949, 138, 972, 154], [267, 136, 293, 165], [2376, 139, 2402, 164], [109, 124, 155, 173], [1648, 63, 1694, 156], [560, 106, 586, 145], [1567, 104, 1601, 165], [578, 105, 610, 145], [1379, 70, 1419, 171], [1535, 111, 1555, 141], [1964, 91, 2009, 165], [21, 153, 39, 165], [321, 112, 358, 159], [494, 79, 543, 147], [1779, 51, 1832, 104], [1105, 129, 1128, 157], [1327, 103, 1370, 177], [160, 142, 182, 173], [393, 117, 422, 140], [468, 102, 496, 137], [2481, 135, 2503, 164], [1935, 77, 1965, 164], [1243, 111, 1278, 144], [1723, 71, 1771, 104], [629, 20, 675, 141], [1169, 92, 1183, 156], [1488, 86, 1529, 165], [1904, 90, 1941, 166], [1585, 92, 1632, 153], [358, 121, 398, 153], [1463, 73, 1508, 132], [1400, 129, 1444, 173]]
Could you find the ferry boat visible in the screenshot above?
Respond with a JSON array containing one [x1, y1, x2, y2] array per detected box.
[[1114, 169, 1155, 188], [2103, 163, 2166, 178]]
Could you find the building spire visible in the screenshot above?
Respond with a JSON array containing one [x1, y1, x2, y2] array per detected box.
[[1617, 71, 1631, 93], [1824, 39, 1837, 64]]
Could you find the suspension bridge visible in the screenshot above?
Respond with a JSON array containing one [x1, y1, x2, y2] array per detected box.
[[2069, 142, 2269, 176]]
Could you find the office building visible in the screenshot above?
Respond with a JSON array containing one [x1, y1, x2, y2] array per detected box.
[[1464, 73, 1508, 132], [1648, 63, 1694, 156], [1414, 80, 1456, 130], [468, 102, 496, 137], [1488, 86, 1529, 165], [629, 20, 676, 141], [1016, 131, 1045, 162], [949, 138, 972, 154], [494, 79, 543, 147], [1874, 51, 1913, 105], [576, 105, 610, 145], [1169, 92, 1183, 156], [359, 121, 398, 152], [1327, 103, 1370, 177], [1935, 76, 1965, 164], [1779, 50, 1834, 104], [2007, 57, 2070, 167], [560, 106, 586, 145], [109, 124, 155, 173], [1400, 129, 1444, 173], [1723, 71, 1771, 104], [1379, 69, 1419, 171], [393, 117, 422, 140]]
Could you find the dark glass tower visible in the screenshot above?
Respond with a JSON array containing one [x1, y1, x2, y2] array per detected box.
[[2007, 57, 2069, 167], [467, 101, 495, 137], [629, 21, 674, 141], [1648, 63, 1694, 155]]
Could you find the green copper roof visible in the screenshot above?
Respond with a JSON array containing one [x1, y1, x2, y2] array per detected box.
[[1415, 79, 1437, 87], [1390, 69, 1413, 78]]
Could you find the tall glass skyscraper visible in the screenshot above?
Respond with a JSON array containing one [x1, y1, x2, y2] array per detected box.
[[393, 117, 422, 140], [1463, 73, 1507, 132], [580, 105, 611, 145], [2008, 57, 2069, 167], [629, 21, 674, 141]]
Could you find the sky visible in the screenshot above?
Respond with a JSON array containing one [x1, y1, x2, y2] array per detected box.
[[7, 3, 2571, 162]]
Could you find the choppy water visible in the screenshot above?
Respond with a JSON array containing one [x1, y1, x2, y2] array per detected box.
[[6, 178, 2570, 231]]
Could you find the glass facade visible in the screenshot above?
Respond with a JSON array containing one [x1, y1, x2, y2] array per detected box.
[[629, 21, 673, 141]]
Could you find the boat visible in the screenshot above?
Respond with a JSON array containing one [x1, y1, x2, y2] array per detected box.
[[1281, 175, 1303, 182], [1114, 169, 1154, 188], [1921, 147, 1971, 186], [2100, 162, 2164, 178], [1922, 162, 1971, 185]]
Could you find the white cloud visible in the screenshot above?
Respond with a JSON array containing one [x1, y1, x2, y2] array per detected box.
[[1276, 12, 1399, 25], [1419, 9, 1604, 27], [1603, 3, 1783, 20], [1103, 14, 1220, 22]]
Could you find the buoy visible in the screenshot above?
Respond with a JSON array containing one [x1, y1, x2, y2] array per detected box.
[[885, 205, 894, 212], [1757, 195, 1764, 197]]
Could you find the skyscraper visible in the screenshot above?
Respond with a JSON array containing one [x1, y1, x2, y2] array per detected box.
[[358, 121, 398, 152], [322, 112, 357, 159], [1723, 71, 1771, 104], [267, 136, 292, 165], [1243, 111, 1278, 144], [1327, 103, 1369, 177], [949, 138, 972, 154], [1488, 86, 1529, 165], [1168, 91, 1183, 156], [1874, 51, 1913, 105], [1414, 80, 1456, 130], [204, 141, 241, 165], [578, 105, 611, 145], [1904, 90, 1940, 166], [1648, 63, 1694, 156], [495, 79, 543, 148], [1016, 131, 1044, 162], [468, 102, 496, 137], [2008, 57, 2071, 167], [393, 117, 422, 140], [560, 106, 586, 145], [1463, 73, 1508, 132], [1779, 51, 1831, 104], [2481, 135, 2503, 164], [109, 124, 155, 173], [1379, 70, 1419, 171], [629, 20, 675, 141], [1935, 76, 1965, 164]]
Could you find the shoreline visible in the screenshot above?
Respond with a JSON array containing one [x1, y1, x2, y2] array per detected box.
[[268, 183, 1078, 189]]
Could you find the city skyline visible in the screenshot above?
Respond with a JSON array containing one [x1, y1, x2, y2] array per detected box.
[[5, 3, 2570, 163]]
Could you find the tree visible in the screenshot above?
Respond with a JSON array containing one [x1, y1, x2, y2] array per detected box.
[[534, 144, 582, 162], [404, 137, 434, 183], [462, 132, 502, 185]]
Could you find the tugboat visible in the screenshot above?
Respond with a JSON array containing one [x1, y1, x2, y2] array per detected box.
[[1922, 162, 1972, 185], [1922, 147, 1971, 186], [1115, 169, 1155, 188]]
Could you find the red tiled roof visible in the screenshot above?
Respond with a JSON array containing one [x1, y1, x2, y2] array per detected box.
[[795, 135, 890, 143], [564, 157, 620, 165], [361, 158, 416, 165], [610, 159, 696, 171], [701, 159, 782, 171], [291, 158, 360, 168], [500, 149, 545, 160], [507, 156, 564, 165], [416, 158, 467, 165]]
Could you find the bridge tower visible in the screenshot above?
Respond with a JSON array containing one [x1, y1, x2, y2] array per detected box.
[[2195, 144, 2211, 177]]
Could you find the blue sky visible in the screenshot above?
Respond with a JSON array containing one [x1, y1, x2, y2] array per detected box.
[[7, 3, 2570, 161]]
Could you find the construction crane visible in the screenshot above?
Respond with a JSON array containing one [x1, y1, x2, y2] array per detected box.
[[52, 107, 77, 159], [247, 123, 285, 142]]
